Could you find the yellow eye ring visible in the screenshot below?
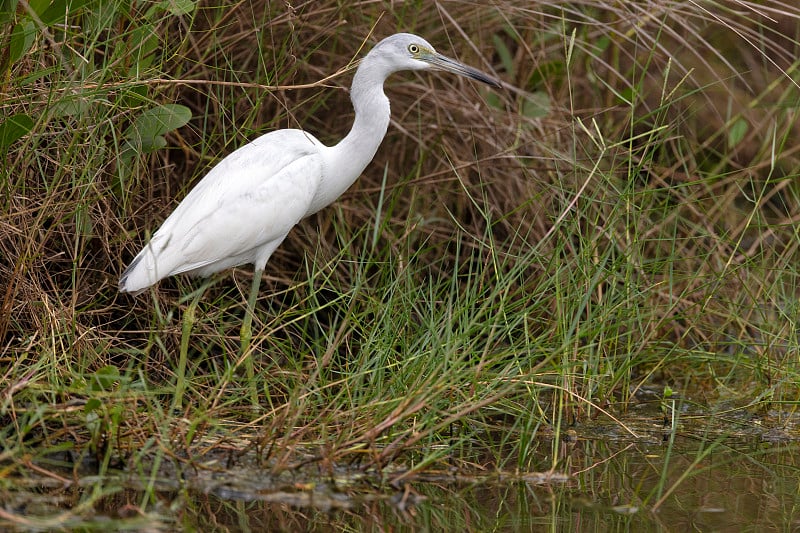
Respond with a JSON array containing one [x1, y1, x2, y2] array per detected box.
[[408, 44, 420, 54]]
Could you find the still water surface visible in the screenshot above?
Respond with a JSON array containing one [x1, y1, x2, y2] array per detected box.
[[4, 400, 800, 531]]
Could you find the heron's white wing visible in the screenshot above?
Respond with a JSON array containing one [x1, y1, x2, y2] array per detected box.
[[124, 129, 325, 288]]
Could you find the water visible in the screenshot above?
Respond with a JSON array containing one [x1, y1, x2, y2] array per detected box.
[[4, 400, 800, 531]]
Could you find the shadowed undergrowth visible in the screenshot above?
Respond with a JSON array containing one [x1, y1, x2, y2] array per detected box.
[[2, 0, 800, 520]]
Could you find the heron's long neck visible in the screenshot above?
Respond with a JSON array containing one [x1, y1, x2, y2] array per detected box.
[[312, 61, 391, 212]]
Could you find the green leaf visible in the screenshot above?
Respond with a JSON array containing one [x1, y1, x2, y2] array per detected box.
[[728, 117, 748, 149], [9, 20, 36, 64], [522, 92, 550, 118], [159, 0, 196, 16], [527, 60, 565, 90], [616, 86, 635, 106], [0, 0, 19, 25], [0, 113, 34, 149], [39, 0, 69, 25], [84, 397, 102, 414], [125, 103, 191, 153], [88, 365, 121, 392], [128, 23, 160, 71], [492, 34, 515, 79], [48, 94, 91, 119], [85, 1, 119, 35], [39, 0, 90, 26], [484, 92, 502, 110], [27, 0, 49, 18], [118, 85, 149, 109], [593, 35, 611, 54]]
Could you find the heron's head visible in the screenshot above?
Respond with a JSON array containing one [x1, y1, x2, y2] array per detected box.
[[372, 33, 500, 88]]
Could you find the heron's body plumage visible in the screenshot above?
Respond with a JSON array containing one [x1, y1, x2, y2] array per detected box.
[[119, 33, 498, 294]]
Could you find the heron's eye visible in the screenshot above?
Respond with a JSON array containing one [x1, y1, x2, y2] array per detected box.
[[408, 44, 420, 54]]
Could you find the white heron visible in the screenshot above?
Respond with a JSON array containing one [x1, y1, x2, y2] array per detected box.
[[119, 33, 499, 346]]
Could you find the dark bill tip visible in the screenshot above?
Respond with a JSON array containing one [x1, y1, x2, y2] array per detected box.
[[426, 53, 502, 88]]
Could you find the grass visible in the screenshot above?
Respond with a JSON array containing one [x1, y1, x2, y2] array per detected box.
[[2, 0, 800, 524]]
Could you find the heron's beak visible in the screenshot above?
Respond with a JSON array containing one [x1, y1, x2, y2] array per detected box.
[[423, 52, 501, 88]]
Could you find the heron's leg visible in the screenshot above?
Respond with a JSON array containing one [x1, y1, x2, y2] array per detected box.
[[239, 268, 263, 405]]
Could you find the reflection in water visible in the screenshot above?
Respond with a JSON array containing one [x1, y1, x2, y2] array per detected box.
[[177, 439, 799, 531], [5, 434, 797, 531]]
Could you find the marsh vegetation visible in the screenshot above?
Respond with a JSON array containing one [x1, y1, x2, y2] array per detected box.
[[2, 0, 800, 529]]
